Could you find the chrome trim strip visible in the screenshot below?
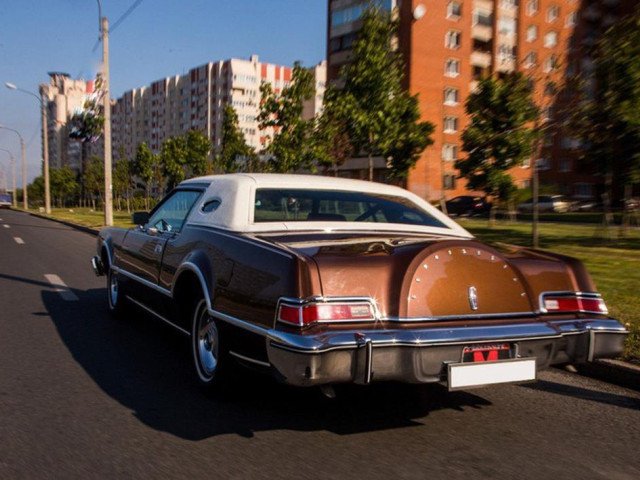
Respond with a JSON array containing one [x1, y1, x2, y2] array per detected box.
[[209, 308, 270, 337], [112, 265, 172, 297], [229, 351, 271, 368], [188, 225, 293, 258], [383, 312, 538, 322], [125, 295, 190, 336], [266, 318, 627, 354]]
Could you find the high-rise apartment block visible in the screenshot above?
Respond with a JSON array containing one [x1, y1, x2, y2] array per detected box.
[[327, 0, 636, 201], [40, 72, 95, 172], [112, 55, 327, 160]]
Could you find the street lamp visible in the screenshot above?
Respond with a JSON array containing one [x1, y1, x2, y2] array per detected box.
[[95, 0, 113, 226], [0, 147, 16, 207], [0, 124, 27, 209], [5, 82, 50, 213]]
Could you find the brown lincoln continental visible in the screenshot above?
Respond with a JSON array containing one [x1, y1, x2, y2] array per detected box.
[[91, 174, 627, 392]]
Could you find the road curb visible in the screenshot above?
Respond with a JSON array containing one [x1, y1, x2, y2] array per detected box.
[[21, 209, 100, 236]]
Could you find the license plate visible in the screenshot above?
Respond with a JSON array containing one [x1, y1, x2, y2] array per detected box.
[[462, 343, 511, 363], [448, 358, 536, 391]]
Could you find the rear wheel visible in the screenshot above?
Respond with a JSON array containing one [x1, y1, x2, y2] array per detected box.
[[106, 267, 128, 315], [191, 298, 228, 389]]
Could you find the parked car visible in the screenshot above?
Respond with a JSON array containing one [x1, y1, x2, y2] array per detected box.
[[517, 195, 572, 213], [91, 174, 626, 392], [0, 193, 11, 208], [445, 195, 491, 216]]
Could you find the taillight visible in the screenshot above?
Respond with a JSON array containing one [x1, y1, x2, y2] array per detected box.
[[541, 293, 608, 315], [277, 300, 376, 328]]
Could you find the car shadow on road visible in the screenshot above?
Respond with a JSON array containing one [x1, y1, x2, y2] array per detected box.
[[520, 379, 640, 411], [41, 287, 493, 440]]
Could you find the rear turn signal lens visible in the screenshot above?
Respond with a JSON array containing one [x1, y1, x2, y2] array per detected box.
[[278, 302, 375, 327], [542, 294, 608, 315]]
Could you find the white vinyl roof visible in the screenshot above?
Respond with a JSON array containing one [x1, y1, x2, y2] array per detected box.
[[183, 173, 472, 238]]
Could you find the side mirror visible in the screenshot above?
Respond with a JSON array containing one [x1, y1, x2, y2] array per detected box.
[[132, 211, 150, 226]]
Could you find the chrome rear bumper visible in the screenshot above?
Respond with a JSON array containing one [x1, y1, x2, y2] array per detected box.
[[266, 318, 627, 387]]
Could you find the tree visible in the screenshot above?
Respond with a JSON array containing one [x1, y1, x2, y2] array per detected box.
[[332, 5, 434, 181], [28, 176, 44, 206], [113, 147, 135, 212], [161, 135, 188, 190], [184, 129, 212, 177], [134, 142, 154, 210], [570, 9, 640, 235], [216, 105, 256, 173], [456, 73, 538, 226], [50, 165, 79, 208], [83, 157, 105, 210], [258, 62, 315, 173], [313, 86, 353, 176]]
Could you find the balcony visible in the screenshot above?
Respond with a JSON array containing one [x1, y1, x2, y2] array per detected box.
[[472, 24, 493, 42], [471, 50, 492, 69]]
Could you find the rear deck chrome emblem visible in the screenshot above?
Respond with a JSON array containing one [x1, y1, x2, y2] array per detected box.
[[468, 286, 478, 311]]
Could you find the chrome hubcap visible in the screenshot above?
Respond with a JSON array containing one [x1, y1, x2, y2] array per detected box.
[[109, 274, 118, 306], [197, 307, 218, 376]]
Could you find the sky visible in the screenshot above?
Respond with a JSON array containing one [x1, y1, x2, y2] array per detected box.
[[0, 0, 328, 185]]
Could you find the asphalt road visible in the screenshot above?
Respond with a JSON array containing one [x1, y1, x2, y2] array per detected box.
[[1, 208, 639, 480]]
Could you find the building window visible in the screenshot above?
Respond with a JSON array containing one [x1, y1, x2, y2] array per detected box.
[[521, 179, 532, 189], [544, 81, 557, 96], [526, 25, 538, 42], [444, 116, 458, 133], [473, 9, 493, 27], [544, 55, 559, 73], [445, 58, 460, 77], [444, 87, 459, 105], [522, 157, 531, 168], [536, 158, 550, 170], [574, 183, 593, 198], [442, 144, 458, 161], [443, 174, 457, 190], [446, 30, 462, 49], [547, 5, 560, 23], [498, 18, 517, 36], [524, 51, 537, 68], [447, 1, 462, 19], [559, 158, 572, 172], [565, 11, 578, 27], [498, 44, 516, 61], [544, 31, 558, 48], [500, 0, 518, 9], [527, 0, 539, 16]]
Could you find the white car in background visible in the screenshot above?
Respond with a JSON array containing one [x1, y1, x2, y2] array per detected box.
[[517, 195, 572, 213]]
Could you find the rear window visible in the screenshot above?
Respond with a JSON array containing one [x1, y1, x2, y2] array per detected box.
[[253, 188, 447, 228]]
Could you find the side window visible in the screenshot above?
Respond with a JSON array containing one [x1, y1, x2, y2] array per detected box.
[[147, 190, 201, 233]]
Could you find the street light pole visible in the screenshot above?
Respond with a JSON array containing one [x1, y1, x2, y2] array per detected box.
[[0, 148, 16, 207], [5, 82, 49, 212], [0, 125, 27, 209], [102, 16, 113, 226]]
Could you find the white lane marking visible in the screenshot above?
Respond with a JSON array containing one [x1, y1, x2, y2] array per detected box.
[[44, 274, 79, 301], [2, 224, 9, 228], [14, 237, 24, 244]]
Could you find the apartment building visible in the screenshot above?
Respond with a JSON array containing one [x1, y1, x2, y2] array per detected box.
[[112, 55, 327, 161], [39, 72, 94, 172], [327, 0, 636, 201]]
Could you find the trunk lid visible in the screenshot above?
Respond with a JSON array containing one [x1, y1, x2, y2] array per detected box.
[[258, 233, 535, 320]]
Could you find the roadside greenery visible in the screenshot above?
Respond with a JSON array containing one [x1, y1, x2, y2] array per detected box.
[[569, 7, 640, 233], [457, 73, 538, 226]]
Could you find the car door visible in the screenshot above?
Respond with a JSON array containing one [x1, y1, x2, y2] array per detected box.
[[117, 189, 202, 307]]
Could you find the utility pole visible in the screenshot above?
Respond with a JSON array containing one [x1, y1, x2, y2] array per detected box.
[[0, 148, 16, 207], [41, 88, 51, 214], [102, 16, 113, 226], [20, 136, 26, 209]]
